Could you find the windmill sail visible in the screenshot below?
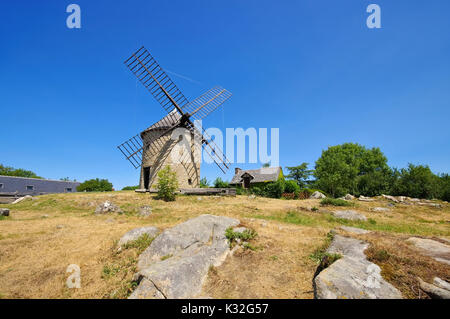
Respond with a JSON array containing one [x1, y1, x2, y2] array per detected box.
[[182, 86, 232, 121], [124, 46, 188, 121]]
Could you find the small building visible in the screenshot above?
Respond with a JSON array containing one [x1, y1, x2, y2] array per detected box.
[[0, 175, 81, 196], [230, 167, 283, 189]]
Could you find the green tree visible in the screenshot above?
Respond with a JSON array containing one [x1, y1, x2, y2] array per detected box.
[[156, 166, 179, 201], [285, 163, 313, 188], [391, 164, 440, 199], [199, 177, 210, 188], [77, 178, 113, 192], [314, 143, 390, 197], [262, 162, 270, 168], [0, 164, 42, 179], [213, 177, 229, 188]]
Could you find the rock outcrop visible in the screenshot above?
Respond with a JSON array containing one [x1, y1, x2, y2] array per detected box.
[[94, 201, 122, 214], [314, 235, 402, 299], [333, 210, 367, 221], [129, 214, 240, 299], [118, 226, 159, 248], [11, 195, 32, 204], [310, 191, 326, 199], [406, 237, 450, 265], [418, 277, 450, 299]]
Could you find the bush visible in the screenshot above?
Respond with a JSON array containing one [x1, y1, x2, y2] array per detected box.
[[250, 186, 265, 197], [213, 177, 229, 188], [285, 180, 300, 194], [122, 185, 139, 191], [156, 166, 179, 202], [320, 198, 353, 207], [77, 178, 113, 192], [199, 177, 210, 188], [264, 179, 285, 198]]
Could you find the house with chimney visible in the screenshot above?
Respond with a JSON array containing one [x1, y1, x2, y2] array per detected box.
[[229, 167, 283, 189]]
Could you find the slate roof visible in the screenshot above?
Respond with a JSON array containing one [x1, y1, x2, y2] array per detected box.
[[230, 167, 282, 184]]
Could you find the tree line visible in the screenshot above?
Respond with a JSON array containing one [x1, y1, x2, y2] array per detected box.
[[286, 143, 449, 201]]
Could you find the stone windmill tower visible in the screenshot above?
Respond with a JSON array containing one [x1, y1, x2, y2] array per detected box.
[[117, 46, 232, 190]]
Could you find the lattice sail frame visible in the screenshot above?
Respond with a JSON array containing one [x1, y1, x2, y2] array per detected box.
[[118, 46, 231, 173]]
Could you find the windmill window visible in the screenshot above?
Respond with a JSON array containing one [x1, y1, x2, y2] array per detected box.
[[188, 179, 192, 185], [0, 183, 4, 189], [65, 188, 73, 192], [26, 185, 34, 191]]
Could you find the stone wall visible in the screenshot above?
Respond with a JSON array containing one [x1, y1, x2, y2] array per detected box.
[[139, 128, 200, 189]]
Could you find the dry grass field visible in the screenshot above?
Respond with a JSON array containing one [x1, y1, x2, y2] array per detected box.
[[0, 191, 448, 299]]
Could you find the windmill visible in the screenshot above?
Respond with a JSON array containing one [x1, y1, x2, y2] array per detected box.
[[117, 46, 232, 190]]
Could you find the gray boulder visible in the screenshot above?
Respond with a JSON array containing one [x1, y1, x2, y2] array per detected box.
[[0, 208, 10, 216], [94, 201, 122, 214], [382, 194, 399, 203], [418, 277, 450, 299], [314, 235, 402, 299], [344, 194, 355, 200], [310, 191, 326, 199], [406, 237, 450, 265], [118, 226, 159, 247], [358, 195, 374, 202], [333, 210, 367, 221], [130, 214, 240, 299], [11, 195, 32, 204]]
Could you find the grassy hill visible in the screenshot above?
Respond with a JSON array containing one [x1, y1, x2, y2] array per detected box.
[[0, 191, 448, 299]]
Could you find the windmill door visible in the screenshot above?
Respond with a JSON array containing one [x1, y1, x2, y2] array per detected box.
[[143, 167, 150, 189]]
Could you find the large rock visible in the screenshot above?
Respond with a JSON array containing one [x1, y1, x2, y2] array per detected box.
[[94, 201, 122, 214], [333, 210, 367, 221], [118, 226, 159, 247], [344, 194, 355, 200], [314, 235, 402, 299], [11, 195, 32, 204], [418, 277, 450, 299], [382, 194, 399, 203], [406, 237, 450, 265], [0, 208, 10, 216], [310, 191, 326, 199], [130, 214, 240, 299], [358, 195, 374, 202]]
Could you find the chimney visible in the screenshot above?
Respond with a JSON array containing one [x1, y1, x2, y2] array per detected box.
[[235, 167, 241, 175]]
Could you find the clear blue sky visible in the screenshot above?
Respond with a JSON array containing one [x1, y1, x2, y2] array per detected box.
[[1, 1, 449, 190]]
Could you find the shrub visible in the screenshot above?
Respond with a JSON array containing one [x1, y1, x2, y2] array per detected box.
[[320, 198, 353, 207], [213, 177, 229, 188], [225, 227, 257, 247], [77, 178, 113, 192], [122, 185, 139, 191], [199, 177, 210, 188], [285, 180, 300, 194], [156, 166, 178, 202], [390, 164, 441, 200], [264, 180, 285, 198]]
